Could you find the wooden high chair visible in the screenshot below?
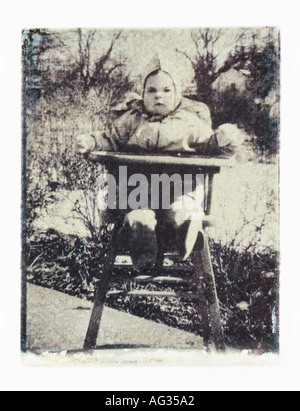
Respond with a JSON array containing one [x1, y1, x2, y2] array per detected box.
[[84, 152, 232, 351]]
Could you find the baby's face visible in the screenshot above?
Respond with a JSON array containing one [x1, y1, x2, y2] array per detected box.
[[143, 71, 176, 116]]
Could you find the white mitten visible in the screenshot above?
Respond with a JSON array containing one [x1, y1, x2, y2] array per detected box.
[[75, 134, 96, 154], [215, 124, 244, 148]]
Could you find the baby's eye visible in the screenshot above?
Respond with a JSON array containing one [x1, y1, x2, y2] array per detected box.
[[147, 88, 156, 93], [164, 89, 171, 93]]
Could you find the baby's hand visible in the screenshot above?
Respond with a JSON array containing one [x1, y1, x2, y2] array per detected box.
[[75, 134, 96, 154], [215, 124, 244, 149], [215, 124, 255, 161]]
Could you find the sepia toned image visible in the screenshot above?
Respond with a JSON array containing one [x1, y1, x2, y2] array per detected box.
[[21, 27, 280, 365]]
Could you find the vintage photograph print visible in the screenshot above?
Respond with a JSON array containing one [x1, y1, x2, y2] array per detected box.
[[22, 27, 280, 363]]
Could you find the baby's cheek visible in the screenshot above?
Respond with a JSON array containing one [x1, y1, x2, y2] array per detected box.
[[143, 96, 156, 113]]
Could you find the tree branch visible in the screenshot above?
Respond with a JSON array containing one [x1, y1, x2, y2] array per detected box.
[[106, 63, 124, 78], [211, 28, 221, 47], [191, 30, 201, 57], [175, 48, 194, 66], [92, 31, 122, 78]]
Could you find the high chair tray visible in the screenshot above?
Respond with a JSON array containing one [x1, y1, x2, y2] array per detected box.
[[89, 151, 234, 169]]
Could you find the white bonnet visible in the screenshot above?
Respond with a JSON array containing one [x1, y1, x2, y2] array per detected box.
[[142, 54, 183, 109]]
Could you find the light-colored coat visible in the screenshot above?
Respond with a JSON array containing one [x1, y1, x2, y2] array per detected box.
[[93, 97, 221, 155]]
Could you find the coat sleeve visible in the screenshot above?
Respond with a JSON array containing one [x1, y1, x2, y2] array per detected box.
[[181, 99, 213, 128], [182, 99, 237, 156], [92, 111, 134, 151], [191, 134, 221, 155], [192, 133, 239, 156]]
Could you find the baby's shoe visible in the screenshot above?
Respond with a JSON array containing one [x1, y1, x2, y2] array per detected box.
[[177, 219, 204, 261]]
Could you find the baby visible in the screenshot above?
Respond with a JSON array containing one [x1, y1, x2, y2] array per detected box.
[[76, 56, 243, 271]]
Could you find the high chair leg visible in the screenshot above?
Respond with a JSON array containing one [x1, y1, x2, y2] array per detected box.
[[191, 249, 211, 349], [199, 232, 226, 352], [84, 223, 120, 350], [198, 279, 211, 349]]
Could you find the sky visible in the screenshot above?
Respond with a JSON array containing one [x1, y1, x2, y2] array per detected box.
[[33, 26, 278, 91]]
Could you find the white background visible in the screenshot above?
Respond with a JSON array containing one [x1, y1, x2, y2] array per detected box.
[[0, 0, 300, 391]]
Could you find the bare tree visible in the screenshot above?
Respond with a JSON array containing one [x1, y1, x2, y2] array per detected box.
[[176, 28, 252, 105], [77, 30, 124, 94], [91, 32, 122, 83], [177, 29, 222, 103], [25, 29, 126, 98], [78, 29, 96, 92]]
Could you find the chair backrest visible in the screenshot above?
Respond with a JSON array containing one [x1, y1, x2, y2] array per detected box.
[[89, 151, 233, 216]]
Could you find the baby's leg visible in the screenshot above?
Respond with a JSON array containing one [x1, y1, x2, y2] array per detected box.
[[124, 209, 158, 272], [165, 189, 205, 260]]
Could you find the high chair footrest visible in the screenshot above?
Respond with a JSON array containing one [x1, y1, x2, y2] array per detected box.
[[202, 216, 215, 228], [134, 275, 187, 284], [106, 289, 200, 300], [107, 290, 177, 298]]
